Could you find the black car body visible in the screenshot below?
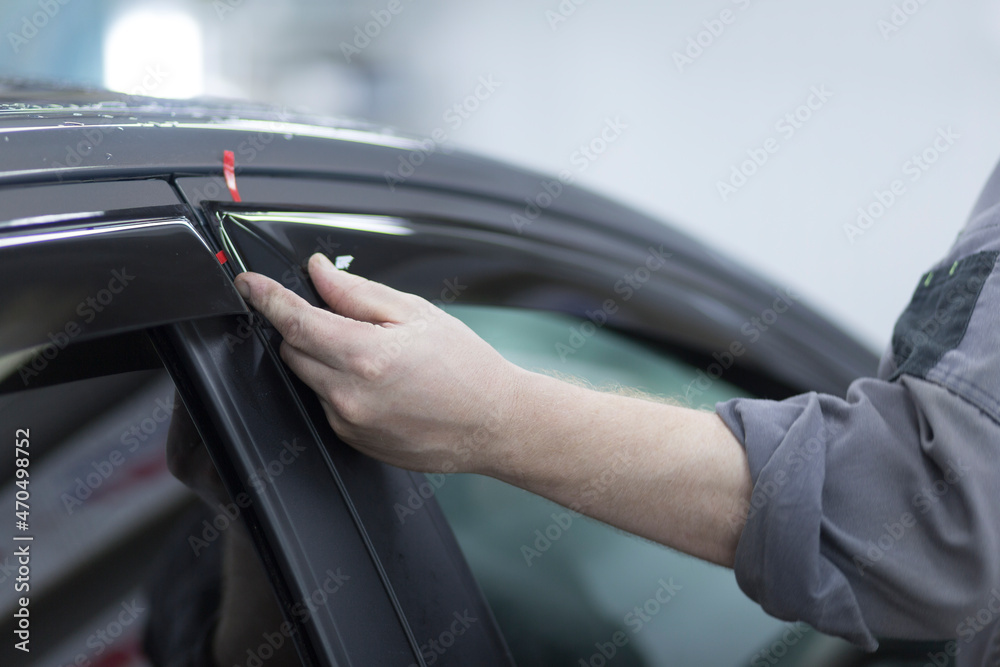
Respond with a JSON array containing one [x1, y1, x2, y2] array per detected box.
[[2, 86, 943, 667]]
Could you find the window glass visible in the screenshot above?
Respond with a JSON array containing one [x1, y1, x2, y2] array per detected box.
[[0, 367, 197, 667], [0, 333, 254, 667], [435, 305, 791, 666]]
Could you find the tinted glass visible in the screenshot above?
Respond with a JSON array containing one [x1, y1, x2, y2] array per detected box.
[[434, 305, 793, 666]]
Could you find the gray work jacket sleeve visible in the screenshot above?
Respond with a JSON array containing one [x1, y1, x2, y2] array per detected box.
[[716, 161, 1000, 662]]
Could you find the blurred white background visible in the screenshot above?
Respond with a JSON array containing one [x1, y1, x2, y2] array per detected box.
[[5, 0, 1000, 351]]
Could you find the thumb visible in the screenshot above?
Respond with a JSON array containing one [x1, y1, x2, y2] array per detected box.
[[307, 253, 415, 323]]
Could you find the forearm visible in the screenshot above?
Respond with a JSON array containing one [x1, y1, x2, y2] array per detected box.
[[488, 370, 753, 567], [235, 259, 754, 568]]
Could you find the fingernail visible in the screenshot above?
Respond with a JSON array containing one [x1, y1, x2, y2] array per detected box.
[[234, 275, 251, 300]]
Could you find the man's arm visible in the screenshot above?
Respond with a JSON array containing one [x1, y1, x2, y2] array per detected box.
[[234, 253, 752, 567]]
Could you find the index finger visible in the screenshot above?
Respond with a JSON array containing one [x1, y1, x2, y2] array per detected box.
[[234, 271, 368, 369]]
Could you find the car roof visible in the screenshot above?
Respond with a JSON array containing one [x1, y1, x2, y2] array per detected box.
[[0, 84, 879, 395]]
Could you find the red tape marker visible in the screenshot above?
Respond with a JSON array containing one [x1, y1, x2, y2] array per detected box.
[[215, 250, 228, 265], [223, 149, 241, 202]]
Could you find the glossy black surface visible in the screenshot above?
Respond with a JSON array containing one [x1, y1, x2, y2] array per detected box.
[[0, 179, 180, 228], [0, 214, 246, 357]]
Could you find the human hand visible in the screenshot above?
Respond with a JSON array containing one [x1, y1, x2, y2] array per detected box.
[[233, 253, 527, 475]]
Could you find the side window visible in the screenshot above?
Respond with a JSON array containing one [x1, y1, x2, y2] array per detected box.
[[0, 338, 194, 667], [433, 305, 790, 666], [200, 201, 878, 664], [0, 328, 308, 667], [0, 199, 263, 666]]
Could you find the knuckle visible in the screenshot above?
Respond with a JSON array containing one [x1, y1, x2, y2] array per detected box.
[[279, 310, 305, 346], [255, 282, 280, 313], [353, 354, 387, 382], [412, 296, 441, 320], [333, 394, 370, 427], [404, 292, 430, 310]]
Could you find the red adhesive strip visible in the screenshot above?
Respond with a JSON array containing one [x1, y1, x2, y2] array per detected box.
[[216, 250, 228, 265], [223, 149, 241, 202]]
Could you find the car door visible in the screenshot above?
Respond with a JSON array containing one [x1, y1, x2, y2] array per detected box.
[[175, 169, 953, 666], [0, 178, 245, 666], [0, 177, 512, 667], [1, 103, 945, 665]]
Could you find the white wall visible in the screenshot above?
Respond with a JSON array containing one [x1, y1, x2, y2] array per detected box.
[[355, 0, 1000, 352]]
